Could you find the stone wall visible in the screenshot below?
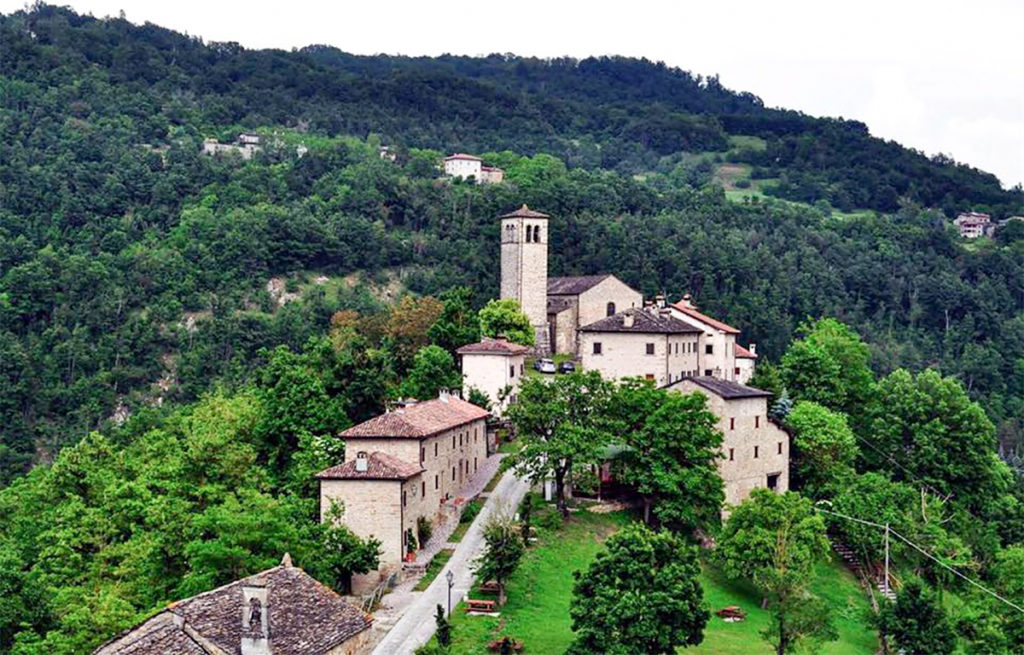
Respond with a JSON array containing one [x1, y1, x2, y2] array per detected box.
[[461, 353, 525, 416], [320, 479, 404, 569], [576, 277, 643, 331], [580, 331, 699, 386]]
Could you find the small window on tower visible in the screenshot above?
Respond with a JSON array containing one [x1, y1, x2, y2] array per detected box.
[[606, 302, 616, 317]]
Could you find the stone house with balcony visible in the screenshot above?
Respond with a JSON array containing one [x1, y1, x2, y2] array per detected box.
[[94, 555, 373, 655], [666, 376, 788, 511], [317, 391, 489, 590]]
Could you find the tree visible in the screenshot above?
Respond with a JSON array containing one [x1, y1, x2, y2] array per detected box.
[[473, 509, 524, 606], [434, 603, 451, 648], [864, 368, 1004, 515], [428, 287, 480, 354], [612, 380, 724, 533], [466, 386, 492, 411], [784, 401, 858, 498], [400, 345, 462, 400], [506, 372, 614, 518], [881, 580, 956, 655], [780, 318, 874, 424], [715, 490, 835, 654], [318, 502, 381, 594], [478, 299, 534, 346], [567, 524, 708, 654]]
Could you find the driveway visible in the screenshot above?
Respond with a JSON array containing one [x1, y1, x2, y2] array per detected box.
[[371, 469, 531, 654]]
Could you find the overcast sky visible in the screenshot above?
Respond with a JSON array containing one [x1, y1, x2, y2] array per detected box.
[[5, 0, 1023, 187]]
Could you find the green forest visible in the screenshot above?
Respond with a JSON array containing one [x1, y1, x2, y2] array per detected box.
[[0, 4, 1023, 653]]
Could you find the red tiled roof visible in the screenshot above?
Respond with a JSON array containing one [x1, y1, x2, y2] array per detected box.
[[500, 204, 550, 219], [445, 153, 481, 161], [340, 396, 489, 439], [481, 165, 503, 172], [671, 303, 741, 334], [456, 338, 529, 356], [316, 452, 423, 480], [735, 344, 757, 359]]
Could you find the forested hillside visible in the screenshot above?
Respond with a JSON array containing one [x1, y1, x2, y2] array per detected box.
[[0, 4, 1022, 485]]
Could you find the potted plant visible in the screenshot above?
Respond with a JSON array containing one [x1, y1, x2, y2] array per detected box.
[[405, 528, 417, 562]]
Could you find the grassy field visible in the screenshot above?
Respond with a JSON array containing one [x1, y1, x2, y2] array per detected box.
[[415, 548, 454, 591], [434, 497, 879, 654]]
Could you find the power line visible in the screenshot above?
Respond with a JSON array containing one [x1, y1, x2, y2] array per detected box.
[[816, 504, 1024, 615]]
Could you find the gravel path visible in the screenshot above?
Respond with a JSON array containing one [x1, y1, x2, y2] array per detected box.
[[371, 469, 530, 655]]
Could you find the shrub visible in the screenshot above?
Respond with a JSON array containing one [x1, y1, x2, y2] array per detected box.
[[460, 498, 483, 524], [734, 178, 751, 189], [417, 516, 433, 546]]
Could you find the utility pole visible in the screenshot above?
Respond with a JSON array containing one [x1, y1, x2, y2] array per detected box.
[[883, 523, 890, 598]]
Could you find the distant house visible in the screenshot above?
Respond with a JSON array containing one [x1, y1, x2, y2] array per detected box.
[[954, 212, 991, 239], [94, 555, 373, 655], [579, 304, 702, 387], [457, 337, 529, 416], [201, 134, 262, 160], [444, 153, 503, 184], [238, 133, 261, 146], [666, 376, 789, 511]]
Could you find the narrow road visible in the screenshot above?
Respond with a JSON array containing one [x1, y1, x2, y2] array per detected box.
[[371, 469, 531, 655]]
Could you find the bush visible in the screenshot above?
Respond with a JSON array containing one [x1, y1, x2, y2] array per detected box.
[[571, 467, 600, 497], [734, 178, 751, 189], [460, 498, 483, 524], [417, 516, 433, 545]]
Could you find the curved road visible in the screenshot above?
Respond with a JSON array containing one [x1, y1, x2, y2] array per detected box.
[[372, 470, 530, 654]]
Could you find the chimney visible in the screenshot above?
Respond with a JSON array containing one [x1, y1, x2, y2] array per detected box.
[[355, 452, 369, 472], [655, 294, 666, 309], [681, 293, 694, 309], [241, 584, 271, 655], [439, 388, 450, 403], [622, 313, 635, 328], [749, 343, 757, 356]]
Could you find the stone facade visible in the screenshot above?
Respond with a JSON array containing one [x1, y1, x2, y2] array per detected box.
[[667, 377, 789, 511], [579, 307, 702, 387], [547, 275, 643, 356], [669, 295, 750, 381], [443, 153, 482, 179], [457, 338, 529, 416], [735, 343, 758, 384], [317, 394, 489, 584], [499, 205, 551, 352]]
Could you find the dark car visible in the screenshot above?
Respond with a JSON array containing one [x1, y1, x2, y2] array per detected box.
[[557, 361, 577, 374], [533, 358, 556, 374]]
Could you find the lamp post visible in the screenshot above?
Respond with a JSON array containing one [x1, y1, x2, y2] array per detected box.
[[445, 569, 454, 616]]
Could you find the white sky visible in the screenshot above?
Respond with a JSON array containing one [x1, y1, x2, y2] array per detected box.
[[4, 0, 1023, 187]]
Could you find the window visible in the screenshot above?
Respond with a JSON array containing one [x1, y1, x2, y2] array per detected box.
[[435, 475, 439, 490], [704, 369, 713, 376], [767, 473, 780, 491], [420, 447, 425, 463], [452, 467, 456, 481], [735, 367, 740, 376], [402, 491, 407, 507], [729, 448, 734, 461], [705, 344, 714, 355], [729, 417, 735, 430], [645, 374, 655, 380], [434, 443, 438, 457], [593, 342, 602, 355], [645, 343, 655, 355], [606, 302, 616, 317], [459, 433, 463, 446], [452, 435, 456, 448], [778, 441, 783, 455], [755, 416, 761, 428], [510, 365, 515, 378], [474, 457, 478, 472], [754, 446, 759, 459], [421, 481, 426, 496], [520, 364, 524, 375]]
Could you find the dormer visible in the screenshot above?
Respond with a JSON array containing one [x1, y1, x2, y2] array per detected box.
[[241, 584, 271, 655]]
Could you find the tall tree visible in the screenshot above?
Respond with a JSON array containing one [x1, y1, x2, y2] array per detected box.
[[400, 345, 462, 400], [477, 299, 534, 346], [715, 490, 835, 654], [785, 400, 858, 498], [427, 287, 480, 354], [567, 524, 708, 654], [881, 580, 956, 655], [473, 509, 525, 606], [506, 372, 613, 518], [612, 380, 724, 533]]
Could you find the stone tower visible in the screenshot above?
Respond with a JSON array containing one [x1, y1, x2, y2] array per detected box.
[[499, 204, 550, 353]]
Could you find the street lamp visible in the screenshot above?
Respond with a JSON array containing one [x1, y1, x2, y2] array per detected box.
[[445, 569, 455, 616]]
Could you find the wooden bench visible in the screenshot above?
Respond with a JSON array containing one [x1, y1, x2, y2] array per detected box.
[[479, 580, 500, 594], [465, 598, 497, 613]]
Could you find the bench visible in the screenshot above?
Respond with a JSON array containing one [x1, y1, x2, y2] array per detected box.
[[465, 598, 497, 613], [479, 580, 500, 594]]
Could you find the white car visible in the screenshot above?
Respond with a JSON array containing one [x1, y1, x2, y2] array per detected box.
[[533, 358, 556, 374]]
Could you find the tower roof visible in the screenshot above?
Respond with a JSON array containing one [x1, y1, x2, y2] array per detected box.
[[500, 204, 549, 219]]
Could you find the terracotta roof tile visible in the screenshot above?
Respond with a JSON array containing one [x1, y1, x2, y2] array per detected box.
[[456, 338, 529, 356], [316, 452, 424, 480], [671, 303, 741, 334], [499, 204, 549, 219], [340, 396, 489, 439], [734, 344, 758, 359]]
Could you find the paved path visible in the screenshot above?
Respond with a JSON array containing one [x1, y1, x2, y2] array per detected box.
[[371, 469, 530, 655]]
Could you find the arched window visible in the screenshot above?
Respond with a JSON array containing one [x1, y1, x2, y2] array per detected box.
[[606, 302, 616, 316]]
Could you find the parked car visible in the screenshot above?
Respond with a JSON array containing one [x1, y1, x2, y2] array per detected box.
[[557, 361, 577, 374], [533, 358, 556, 374]]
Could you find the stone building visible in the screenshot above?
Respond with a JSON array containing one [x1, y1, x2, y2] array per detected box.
[[499, 205, 552, 352], [94, 555, 372, 655], [669, 294, 756, 381], [734, 343, 758, 384], [456, 337, 529, 416], [666, 377, 789, 510], [443, 153, 482, 179], [479, 165, 504, 184], [954, 211, 992, 239], [547, 275, 643, 356], [317, 391, 489, 588], [579, 305, 702, 387]]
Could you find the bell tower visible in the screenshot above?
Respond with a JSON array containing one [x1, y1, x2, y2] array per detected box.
[[499, 204, 550, 353]]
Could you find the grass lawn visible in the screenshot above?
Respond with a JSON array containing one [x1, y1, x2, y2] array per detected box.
[[450, 498, 485, 543], [434, 498, 879, 654], [414, 548, 454, 591]]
